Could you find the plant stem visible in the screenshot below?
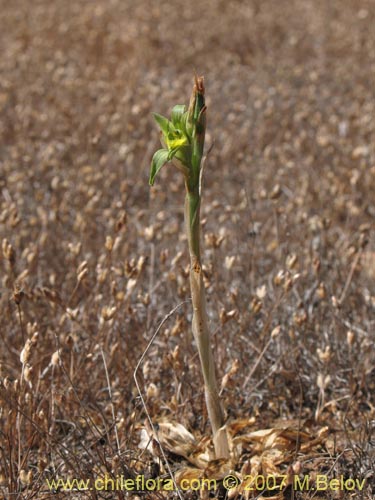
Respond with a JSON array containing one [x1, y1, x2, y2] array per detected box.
[[149, 75, 229, 458], [184, 186, 229, 459]]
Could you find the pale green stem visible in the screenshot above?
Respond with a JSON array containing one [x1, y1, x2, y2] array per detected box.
[[184, 187, 229, 458]]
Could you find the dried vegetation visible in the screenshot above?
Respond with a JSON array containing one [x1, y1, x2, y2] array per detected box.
[[0, 0, 374, 499]]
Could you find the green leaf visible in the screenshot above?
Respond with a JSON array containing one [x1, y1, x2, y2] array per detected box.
[[153, 113, 173, 136], [174, 146, 190, 167], [167, 147, 181, 161], [171, 105, 186, 128], [149, 149, 170, 186]]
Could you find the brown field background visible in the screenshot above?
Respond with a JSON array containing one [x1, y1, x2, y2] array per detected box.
[[0, 0, 374, 498]]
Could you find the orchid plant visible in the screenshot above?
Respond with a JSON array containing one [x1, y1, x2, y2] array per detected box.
[[149, 76, 229, 459]]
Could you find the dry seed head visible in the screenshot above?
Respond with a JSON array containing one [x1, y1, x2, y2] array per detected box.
[[4, 377, 12, 390], [65, 334, 74, 349], [115, 210, 127, 232], [110, 341, 119, 359], [111, 454, 121, 470], [37, 409, 45, 422], [205, 233, 225, 248], [124, 258, 136, 277], [137, 255, 146, 273], [250, 297, 262, 314], [19, 470, 33, 486], [331, 295, 340, 308], [229, 287, 239, 303], [20, 339, 32, 365], [77, 268, 88, 283], [160, 248, 169, 264], [219, 308, 238, 325], [138, 292, 150, 305], [170, 395, 178, 411], [66, 307, 79, 320], [105, 235, 114, 251], [359, 223, 371, 233], [182, 263, 190, 278], [313, 257, 321, 273], [317, 345, 331, 363], [10, 208, 20, 227], [38, 457, 47, 474], [274, 269, 285, 286], [359, 232, 369, 249], [51, 350, 60, 366], [24, 365, 33, 386], [31, 331, 39, 344], [144, 226, 155, 241], [41, 287, 61, 304], [269, 183, 282, 199], [267, 239, 278, 252], [352, 145, 369, 159], [271, 325, 281, 338], [286, 253, 298, 270], [17, 269, 29, 282], [317, 373, 331, 390], [256, 284, 267, 299], [77, 260, 88, 281], [347, 330, 355, 347], [224, 255, 236, 270], [26, 249, 37, 264], [111, 280, 117, 297], [97, 267, 108, 283], [142, 360, 150, 378], [308, 215, 323, 232], [101, 306, 117, 321], [13, 282, 24, 305], [347, 245, 357, 259], [292, 461, 302, 475], [49, 272, 56, 286], [283, 277, 293, 292], [322, 217, 331, 230], [117, 417, 126, 431], [316, 282, 326, 299], [293, 310, 307, 326], [168, 271, 176, 283], [292, 273, 301, 283], [219, 308, 227, 324], [2, 238, 15, 264], [112, 235, 121, 252], [27, 322, 38, 336], [146, 383, 159, 399], [221, 358, 240, 391], [172, 345, 181, 363], [126, 278, 137, 295], [171, 317, 184, 336], [68, 241, 82, 256]]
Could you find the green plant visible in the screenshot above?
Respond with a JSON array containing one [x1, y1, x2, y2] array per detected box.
[[149, 76, 229, 458]]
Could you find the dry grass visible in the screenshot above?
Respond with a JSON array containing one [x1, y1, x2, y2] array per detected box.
[[0, 0, 374, 498]]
